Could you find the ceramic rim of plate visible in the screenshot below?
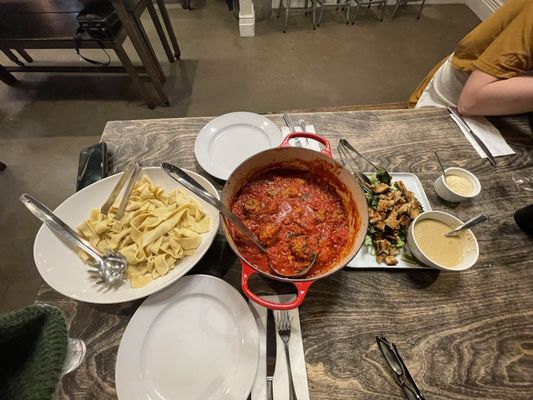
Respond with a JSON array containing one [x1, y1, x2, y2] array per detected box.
[[194, 112, 282, 180]]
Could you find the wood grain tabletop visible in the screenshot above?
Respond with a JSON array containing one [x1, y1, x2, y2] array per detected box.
[[36, 108, 533, 400]]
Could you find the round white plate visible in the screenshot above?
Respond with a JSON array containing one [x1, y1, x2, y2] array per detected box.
[[32, 167, 220, 304], [116, 274, 259, 400], [194, 112, 282, 180]]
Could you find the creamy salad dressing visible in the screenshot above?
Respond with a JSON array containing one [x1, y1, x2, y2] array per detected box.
[[445, 174, 474, 196], [414, 219, 464, 267]]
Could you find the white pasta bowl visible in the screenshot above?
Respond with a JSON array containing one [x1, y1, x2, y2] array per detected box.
[[32, 166, 220, 304], [434, 167, 481, 202], [406, 211, 479, 271]]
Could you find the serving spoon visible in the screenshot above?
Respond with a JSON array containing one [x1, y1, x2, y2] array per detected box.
[[20, 194, 126, 285], [444, 214, 489, 237], [161, 163, 317, 277]]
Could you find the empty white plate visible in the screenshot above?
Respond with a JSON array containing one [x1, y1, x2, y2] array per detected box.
[[194, 112, 282, 180], [116, 274, 259, 400]]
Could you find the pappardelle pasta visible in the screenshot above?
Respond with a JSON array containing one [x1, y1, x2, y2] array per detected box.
[[77, 175, 210, 288]]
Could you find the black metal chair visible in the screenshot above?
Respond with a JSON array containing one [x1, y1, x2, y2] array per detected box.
[[391, 0, 426, 20]]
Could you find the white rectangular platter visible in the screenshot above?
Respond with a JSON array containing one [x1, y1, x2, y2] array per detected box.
[[346, 172, 431, 270]]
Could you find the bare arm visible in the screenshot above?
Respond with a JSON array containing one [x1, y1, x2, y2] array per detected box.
[[457, 69, 533, 116]]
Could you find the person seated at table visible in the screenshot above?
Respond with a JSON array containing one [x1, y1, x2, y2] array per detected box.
[[409, 0, 533, 117]]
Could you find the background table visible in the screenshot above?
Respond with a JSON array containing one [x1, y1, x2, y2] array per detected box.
[[36, 108, 533, 399]]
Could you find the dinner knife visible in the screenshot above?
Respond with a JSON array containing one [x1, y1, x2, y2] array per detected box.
[[266, 309, 277, 400], [446, 106, 497, 166]]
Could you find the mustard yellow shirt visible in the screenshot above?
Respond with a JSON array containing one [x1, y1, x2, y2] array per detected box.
[[410, 0, 533, 107]]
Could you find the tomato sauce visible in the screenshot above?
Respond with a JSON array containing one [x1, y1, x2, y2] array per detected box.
[[229, 170, 350, 277]]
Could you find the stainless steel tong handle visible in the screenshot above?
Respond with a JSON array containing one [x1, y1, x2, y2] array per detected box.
[[100, 162, 141, 219], [161, 163, 267, 252], [20, 193, 103, 261]]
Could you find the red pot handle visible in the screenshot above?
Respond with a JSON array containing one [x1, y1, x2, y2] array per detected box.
[[279, 132, 333, 158], [240, 261, 314, 310]]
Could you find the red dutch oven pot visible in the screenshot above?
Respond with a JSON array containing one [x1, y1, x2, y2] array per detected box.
[[221, 132, 369, 310]]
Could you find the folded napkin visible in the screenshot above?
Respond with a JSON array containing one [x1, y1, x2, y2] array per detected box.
[[448, 113, 515, 158], [281, 125, 322, 152], [249, 295, 310, 400], [0, 304, 67, 400]]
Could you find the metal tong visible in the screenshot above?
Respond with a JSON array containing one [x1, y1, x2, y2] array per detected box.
[[100, 162, 141, 219], [337, 140, 373, 193]]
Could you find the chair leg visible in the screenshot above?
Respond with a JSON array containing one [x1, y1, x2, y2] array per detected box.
[[155, 0, 182, 60], [283, 0, 291, 33], [417, 0, 426, 20], [390, 0, 401, 20], [351, 1, 362, 25], [318, 0, 324, 27], [379, 0, 386, 21], [0, 64, 17, 85], [147, 1, 174, 63], [312, 0, 317, 29], [1, 49, 23, 66], [345, 1, 351, 24], [113, 44, 156, 109], [16, 49, 33, 63], [277, 0, 283, 19]]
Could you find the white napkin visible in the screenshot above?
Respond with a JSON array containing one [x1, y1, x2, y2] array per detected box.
[[281, 125, 322, 152], [249, 295, 310, 400], [448, 113, 515, 158]]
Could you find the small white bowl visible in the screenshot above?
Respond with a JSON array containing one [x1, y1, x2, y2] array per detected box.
[[407, 211, 479, 271], [434, 167, 481, 202]]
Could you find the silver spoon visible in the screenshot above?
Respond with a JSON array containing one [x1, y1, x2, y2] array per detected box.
[[20, 194, 126, 284], [434, 151, 448, 182], [444, 214, 489, 237], [161, 163, 317, 277]]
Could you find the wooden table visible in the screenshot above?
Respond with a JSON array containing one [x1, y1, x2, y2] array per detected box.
[[36, 108, 533, 399], [0, 0, 179, 108]]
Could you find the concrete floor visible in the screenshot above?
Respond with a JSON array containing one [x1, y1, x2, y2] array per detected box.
[[0, 2, 480, 313]]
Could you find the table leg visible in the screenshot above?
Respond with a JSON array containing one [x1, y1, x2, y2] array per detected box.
[[0, 64, 18, 85], [113, 44, 156, 109], [1, 49, 24, 66], [16, 49, 33, 63], [132, 14, 166, 84], [147, 1, 174, 63], [110, 0, 168, 105], [155, 0, 182, 59]]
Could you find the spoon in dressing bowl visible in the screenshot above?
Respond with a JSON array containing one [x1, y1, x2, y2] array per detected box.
[[434, 151, 448, 182], [444, 214, 489, 237], [161, 163, 317, 277]]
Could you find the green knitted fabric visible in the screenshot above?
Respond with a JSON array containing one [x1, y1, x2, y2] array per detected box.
[[0, 305, 67, 400]]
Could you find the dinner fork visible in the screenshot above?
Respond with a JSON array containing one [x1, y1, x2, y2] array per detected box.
[[283, 113, 303, 147], [278, 311, 298, 400]]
